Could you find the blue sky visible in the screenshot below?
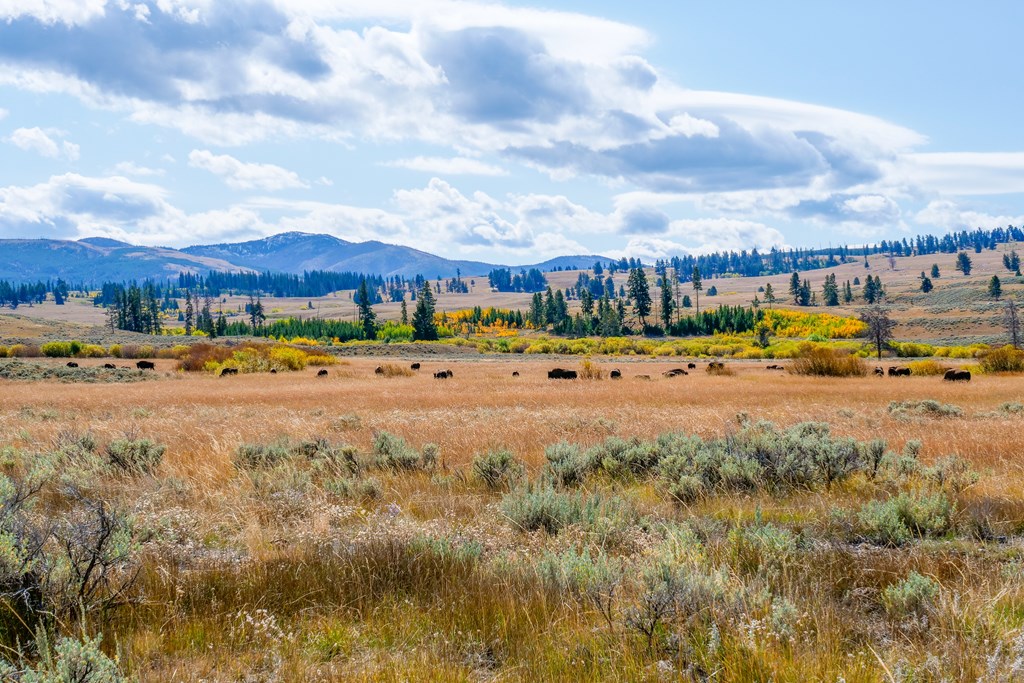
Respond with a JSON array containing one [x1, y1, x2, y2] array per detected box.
[[1, 1, 1023, 264]]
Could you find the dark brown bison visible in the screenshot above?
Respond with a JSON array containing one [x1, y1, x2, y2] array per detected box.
[[136, 360, 155, 370], [687, 362, 697, 370], [375, 366, 384, 375], [270, 368, 278, 374], [512, 371, 520, 377], [873, 367, 884, 376], [220, 367, 238, 376], [663, 368, 688, 377], [706, 361, 725, 373], [434, 369, 453, 379], [65, 361, 79, 368], [888, 366, 911, 377], [547, 368, 577, 379], [411, 363, 421, 370], [103, 363, 116, 369], [317, 369, 329, 377], [765, 364, 779, 370], [943, 369, 971, 382], [610, 369, 622, 379]]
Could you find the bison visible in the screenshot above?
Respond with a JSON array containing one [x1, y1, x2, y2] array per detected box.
[[411, 363, 421, 370], [375, 366, 384, 375], [317, 369, 329, 377], [873, 367, 885, 376], [706, 361, 725, 373], [663, 368, 688, 377], [65, 361, 79, 368], [943, 369, 971, 382], [547, 368, 578, 379], [270, 368, 278, 374], [610, 369, 622, 379], [434, 369, 453, 379], [136, 360, 155, 370], [220, 367, 238, 376], [687, 362, 697, 370], [888, 367, 911, 377], [512, 371, 520, 377], [103, 363, 116, 369]]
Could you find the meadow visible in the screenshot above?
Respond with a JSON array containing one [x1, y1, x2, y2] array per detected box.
[[1, 355, 1023, 680]]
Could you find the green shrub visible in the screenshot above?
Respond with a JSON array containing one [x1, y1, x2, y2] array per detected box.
[[500, 485, 636, 540], [727, 522, 799, 578], [0, 630, 127, 682], [887, 399, 962, 419], [234, 441, 294, 469], [372, 431, 420, 471], [858, 492, 953, 546], [472, 449, 525, 491], [923, 455, 978, 493], [106, 438, 165, 474], [543, 441, 591, 488], [881, 571, 939, 620]]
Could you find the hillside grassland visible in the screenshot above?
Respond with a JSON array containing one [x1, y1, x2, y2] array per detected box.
[[1, 357, 1024, 680]]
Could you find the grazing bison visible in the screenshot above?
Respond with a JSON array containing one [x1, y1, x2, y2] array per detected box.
[[66, 361, 79, 368], [411, 363, 421, 370], [547, 368, 578, 380], [317, 369, 329, 377], [765, 364, 779, 370], [136, 360, 155, 370], [888, 366, 911, 377], [270, 368, 278, 374], [220, 367, 238, 376], [943, 369, 971, 382], [103, 363, 116, 369], [375, 366, 384, 375], [434, 369, 453, 379], [663, 368, 688, 377], [706, 361, 725, 373], [687, 362, 697, 370], [610, 369, 622, 379], [873, 367, 885, 376], [512, 371, 520, 377]]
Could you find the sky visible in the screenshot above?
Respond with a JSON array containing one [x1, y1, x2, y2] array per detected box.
[[1, 0, 1023, 264]]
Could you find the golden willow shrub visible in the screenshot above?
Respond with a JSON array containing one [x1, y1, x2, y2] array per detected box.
[[790, 347, 868, 377], [177, 342, 338, 374], [760, 309, 867, 339]]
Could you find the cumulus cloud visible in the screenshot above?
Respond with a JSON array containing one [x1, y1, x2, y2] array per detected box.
[[187, 150, 307, 190], [5, 127, 79, 160], [916, 200, 1024, 232], [383, 156, 508, 176]]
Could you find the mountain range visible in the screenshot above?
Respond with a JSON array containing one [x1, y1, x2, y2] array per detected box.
[[0, 232, 611, 283]]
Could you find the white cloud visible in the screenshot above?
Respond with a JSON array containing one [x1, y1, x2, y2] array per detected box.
[[5, 127, 79, 160], [187, 150, 307, 191], [902, 153, 1024, 196], [0, 0, 107, 26], [384, 156, 508, 176], [916, 200, 1024, 232], [111, 161, 165, 177]]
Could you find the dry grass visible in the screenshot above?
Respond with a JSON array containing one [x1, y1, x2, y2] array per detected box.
[[375, 362, 415, 377], [790, 346, 868, 376], [3, 356, 1024, 680]]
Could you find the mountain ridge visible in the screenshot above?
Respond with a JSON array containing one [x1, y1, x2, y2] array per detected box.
[[0, 233, 613, 283]]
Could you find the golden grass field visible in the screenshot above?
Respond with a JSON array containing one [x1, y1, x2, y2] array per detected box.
[[2, 355, 1024, 680]]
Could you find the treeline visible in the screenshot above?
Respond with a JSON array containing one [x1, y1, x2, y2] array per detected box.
[[487, 268, 548, 293], [667, 306, 762, 336], [223, 317, 366, 342], [0, 280, 48, 308]]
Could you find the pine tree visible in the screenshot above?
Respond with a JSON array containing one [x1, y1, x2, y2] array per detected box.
[[822, 273, 839, 306], [627, 268, 652, 326], [989, 275, 1003, 300], [185, 291, 195, 336], [956, 251, 973, 275], [529, 292, 544, 328], [692, 266, 703, 315], [411, 281, 438, 341], [400, 299, 409, 326], [356, 279, 377, 339], [931, 263, 940, 278], [763, 282, 776, 309], [863, 276, 878, 304], [659, 276, 674, 329], [919, 272, 933, 293], [843, 280, 854, 303], [789, 272, 801, 304]]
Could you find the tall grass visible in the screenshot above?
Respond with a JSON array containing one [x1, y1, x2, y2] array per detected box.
[[789, 347, 867, 377]]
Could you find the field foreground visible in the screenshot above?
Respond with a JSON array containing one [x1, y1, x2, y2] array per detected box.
[[1, 357, 1023, 680]]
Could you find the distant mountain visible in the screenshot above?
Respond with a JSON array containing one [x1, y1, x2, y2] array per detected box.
[[0, 239, 252, 283], [0, 233, 614, 284], [183, 232, 614, 279]]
